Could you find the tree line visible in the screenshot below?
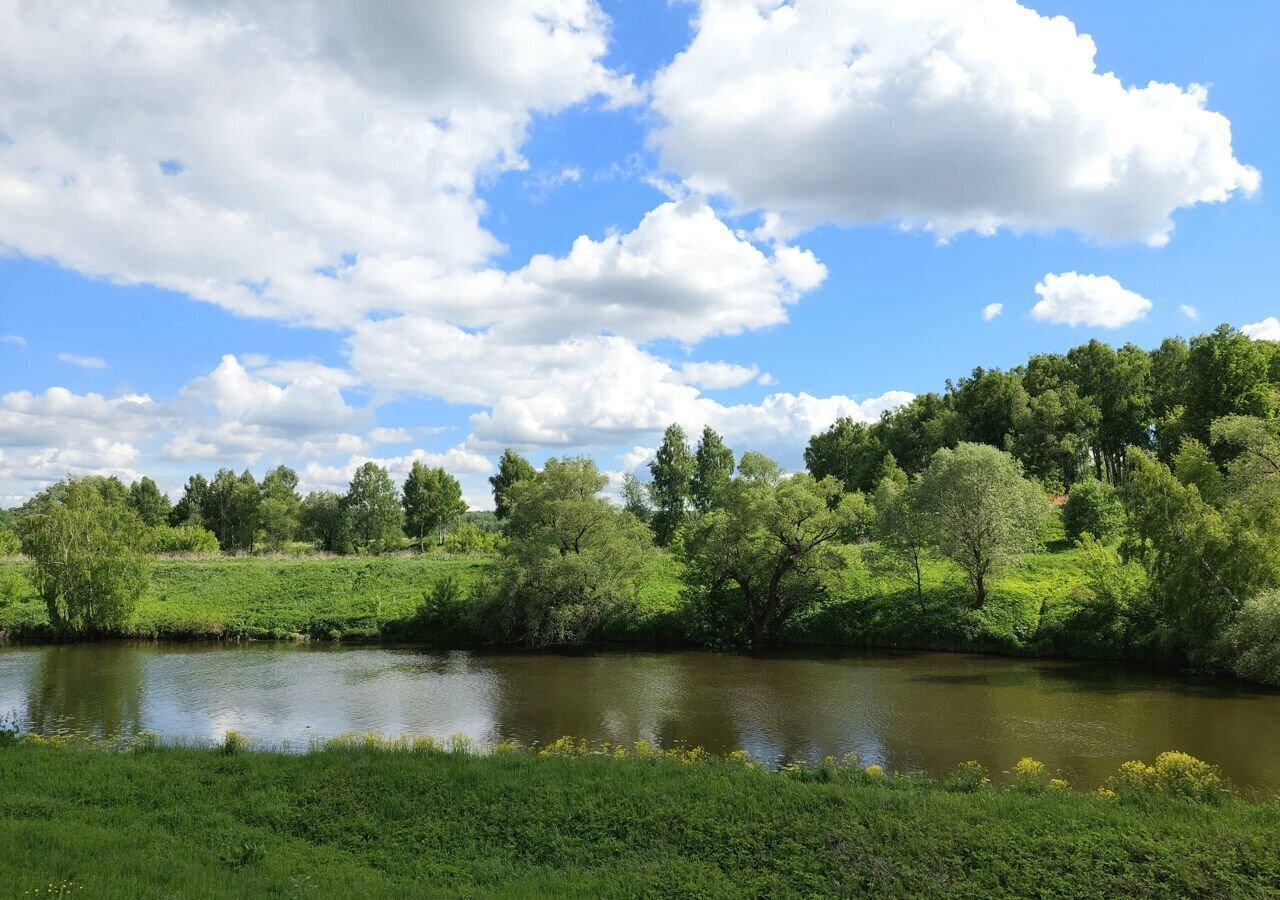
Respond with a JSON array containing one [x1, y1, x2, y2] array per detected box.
[[5, 324, 1279, 685], [802, 324, 1280, 494]]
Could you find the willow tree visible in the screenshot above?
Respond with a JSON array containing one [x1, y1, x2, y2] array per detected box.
[[680, 465, 866, 643], [913, 443, 1049, 609], [21, 478, 148, 633]]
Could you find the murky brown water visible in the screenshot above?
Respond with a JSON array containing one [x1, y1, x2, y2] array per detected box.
[[2, 643, 1278, 794]]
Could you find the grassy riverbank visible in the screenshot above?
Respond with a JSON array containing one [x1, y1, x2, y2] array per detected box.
[[1, 740, 1277, 898], [0, 544, 1117, 657]]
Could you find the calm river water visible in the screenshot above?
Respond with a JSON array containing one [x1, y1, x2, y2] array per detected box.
[[2, 643, 1278, 793]]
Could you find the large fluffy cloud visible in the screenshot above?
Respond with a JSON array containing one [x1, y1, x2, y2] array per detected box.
[[343, 197, 826, 342], [651, 0, 1259, 244], [0, 0, 633, 326], [350, 318, 910, 454], [1242, 317, 1280, 342], [1029, 272, 1152, 328]]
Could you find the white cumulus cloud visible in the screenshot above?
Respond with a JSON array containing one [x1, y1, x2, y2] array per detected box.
[[983, 303, 1004, 321], [1243, 317, 1280, 341], [651, 0, 1259, 245], [1030, 272, 1152, 328]]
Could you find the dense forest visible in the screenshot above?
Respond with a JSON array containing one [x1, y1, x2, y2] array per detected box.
[[4, 324, 1280, 685]]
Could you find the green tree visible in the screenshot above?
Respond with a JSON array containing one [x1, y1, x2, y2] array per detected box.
[[868, 468, 930, 614], [647, 424, 694, 546], [259, 465, 301, 551], [1121, 450, 1277, 658], [402, 461, 468, 550], [299, 491, 349, 553], [126, 477, 171, 527], [948, 366, 1028, 450], [170, 474, 209, 527], [1062, 478, 1125, 543], [19, 478, 148, 633], [1067, 340, 1153, 483], [481, 457, 655, 645], [691, 426, 735, 512], [914, 443, 1049, 608], [1184, 325, 1274, 446], [229, 470, 262, 552], [804, 416, 883, 493], [619, 473, 652, 524], [679, 465, 866, 643], [875, 392, 962, 475], [343, 463, 403, 553], [489, 449, 536, 520], [1172, 439, 1225, 506]]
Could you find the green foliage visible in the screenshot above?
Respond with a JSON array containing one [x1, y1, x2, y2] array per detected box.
[[647, 424, 694, 546], [679, 465, 865, 643], [2, 742, 1276, 898], [480, 457, 657, 645], [804, 416, 884, 493], [489, 448, 536, 520], [146, 524, 221, 554], [1184, 324, 1275, 444], [619, 472, 652, 524], [913, 443, 1049, 608], [401, 461, 468, 550], [1216, 589, 1280, 686], [342, 463, 403, 553], [169, 473, 208, 527], [1107, 751, 1226, 804], [127, 476, 171, 527], [866, 470, 930, 612], [0, 527, 20, 556], [690, 426, 734, 511], [442, 522, 505, 554], [298, 491, 349, 553], [19, 478, 149, 633], [1122, 449, 1277, 658], [258, 465, 301, 551], [1172, 438, 1225, 505], [1062, 477, 1124, 542]]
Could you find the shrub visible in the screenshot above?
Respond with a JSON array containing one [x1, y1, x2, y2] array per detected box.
[[1062, 478, 1124, 542], [221, 730, 248, 755], [0, 527, 21, 556], [1011, 757, 1049, 793], [1216, 589, 1280, 686], [443, 523, 505, 554], [945, 760, 991, 793], [1108, 751, 1223, 803], [146, 524, 221, 554]]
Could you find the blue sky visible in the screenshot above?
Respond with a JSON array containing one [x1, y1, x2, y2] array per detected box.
[[1, 0, 1276, 507]]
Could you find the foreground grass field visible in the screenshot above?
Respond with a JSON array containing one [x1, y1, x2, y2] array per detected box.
[[1, 741, 1277, 899]]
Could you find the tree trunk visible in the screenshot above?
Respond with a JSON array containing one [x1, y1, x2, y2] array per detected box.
[[973, 572, 986, 609]]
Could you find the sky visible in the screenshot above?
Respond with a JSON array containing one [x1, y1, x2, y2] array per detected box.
[[0, 0, 1276, 509]]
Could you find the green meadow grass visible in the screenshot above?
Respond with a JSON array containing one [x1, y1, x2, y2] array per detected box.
[[0, 544, 1109, 656], [1, 741, 1277, 899]]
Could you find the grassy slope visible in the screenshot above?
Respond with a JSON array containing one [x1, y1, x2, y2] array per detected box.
[[1, 743, 1277, 899], [0, 542, 1103, 656]]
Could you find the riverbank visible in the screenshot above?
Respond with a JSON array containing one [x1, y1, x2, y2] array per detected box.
[[0, 546, 1111, 653], [2, 739, 1277, 898]]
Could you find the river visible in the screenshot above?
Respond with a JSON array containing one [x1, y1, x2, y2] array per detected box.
[[2, 642, 1277, 794]]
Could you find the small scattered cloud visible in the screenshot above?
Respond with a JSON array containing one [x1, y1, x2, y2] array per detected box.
[[369, 427, 412, 444], [678, 361, 760, 390], [57, 352, 107, 369], [1030, 273, 1152, 328], [1179, 304, 1200, 321], [756, 372, 777, 387], [1242, 317, 1280, 341], [982, 303, 1003, 322], [1, 335, 25, 346]]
